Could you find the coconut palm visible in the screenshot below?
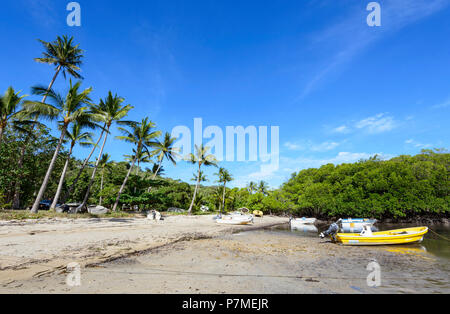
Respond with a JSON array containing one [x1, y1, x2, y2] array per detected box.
[[77, 92, 133, 212], [247, 181, 257, 194], [258, 181, 269, 195], [151, 132, 180, 179], [98, 154, 113, 207], [186, 144, 218, 214], [13, 35, 84, 209], [150, 163, 165, 177], [23, 80, 94, 213], [215, 168, 233, 214], [35, 35, 84, 97], [49, 123, 93, 211], [61, 122, 106, 204], [192, 170, 208, 183], [112, 118, 161, 211], [0, 87, 28, 146], [125, 148, 152, 176]]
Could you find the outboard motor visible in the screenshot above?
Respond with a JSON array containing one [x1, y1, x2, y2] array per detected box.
[[320, 223, 339, 239]]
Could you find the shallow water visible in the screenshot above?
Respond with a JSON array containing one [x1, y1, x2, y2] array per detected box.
[[271, 223, 450, 260]]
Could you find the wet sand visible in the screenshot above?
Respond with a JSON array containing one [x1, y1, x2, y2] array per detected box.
[[0, 215, 287, 287], [1, 225, 448, 294]]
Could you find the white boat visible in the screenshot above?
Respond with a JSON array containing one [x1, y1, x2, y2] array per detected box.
[[291, 224, 318, 233], [216, 213, 254, 225], [338, 218, 377, 233], [290, 217, 317, 228]]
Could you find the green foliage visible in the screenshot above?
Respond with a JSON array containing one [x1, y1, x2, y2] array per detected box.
[[280, 150, 449, 219]]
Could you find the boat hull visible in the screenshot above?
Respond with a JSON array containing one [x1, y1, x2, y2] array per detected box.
[[216, 214, 254, 225], [335, 227, 428, 246], [290, 218, 316, 228]]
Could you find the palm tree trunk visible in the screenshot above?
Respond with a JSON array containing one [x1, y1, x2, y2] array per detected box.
[[62, 127, 105, 203], [30, 123, 67, 213], [0, 125, 4, 147], [152, 160, 163, 180], [13, 65, 62, 210], [99, 169, 104, 207], [77, 126, 110, 211], [221, 182, 226, 214], [50, 144, 74, 211], [188, 164, 201, 214], [112, 155, 137, 212]]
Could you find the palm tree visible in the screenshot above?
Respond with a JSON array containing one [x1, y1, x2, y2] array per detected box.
[[24, 80, 94, 213], [150, 163, 165, 177], [61, 123, 106, 204], [186, 144, 218, 214], [98, 154, 113, 207], [0, 87, 28, 146], [215, 168, 233, 214], [247, 181, 257, 194], [13, 35, 84, 209], [35, 35, 84, 96], [125, 148, 152, 176], [258, 181, 269, 195], [192, 170, 208, 183], [77, 92, 133, 212], [50, 122, 93, 211], [112, 118, 161, 211], [151, 132, 180, 179]]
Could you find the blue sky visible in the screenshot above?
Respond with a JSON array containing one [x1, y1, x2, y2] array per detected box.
[[1, 0, 449, 189]]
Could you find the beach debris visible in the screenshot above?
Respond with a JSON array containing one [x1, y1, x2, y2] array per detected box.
[[55, 204, 70, 213], [88, 205, 110, 215], [147, 210, 162, 221], [167, 207, 185, 213]]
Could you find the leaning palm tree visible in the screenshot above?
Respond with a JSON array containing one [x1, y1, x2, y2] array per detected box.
[[124, 148, 152, 176], [24, 80, 94, 213], [215, 167, 233, 214], [98, 154, 113, 207], [151, 163, 165, 177], [49, 122, 93, 211], [60, 122, 106, 204], [13, 35, 84, 209], [151, 132, 180, 179], [186, 144, 218, 214], [112, 117, 161, 211], [0, 87, 28, 146], [76, 92, 133, 212]]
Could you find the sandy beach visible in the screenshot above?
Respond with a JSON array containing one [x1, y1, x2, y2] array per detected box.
[[0, 215, 287, 286], [1, 215, 448, 294]]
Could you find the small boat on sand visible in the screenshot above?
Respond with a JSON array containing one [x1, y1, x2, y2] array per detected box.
[[335, 225, 428, 246], [216, 213, 254, 225], [290, 217, 316, 229]]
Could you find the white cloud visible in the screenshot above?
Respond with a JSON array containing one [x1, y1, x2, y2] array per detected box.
[[311, 141, 340, 152], [405, 139, 433, 149], [332, 125, 350, 134], [284, 142, 304, 151], [432, 98, 450, 109], [355, 113, 397, 134], [284, 140, 341, 152]]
